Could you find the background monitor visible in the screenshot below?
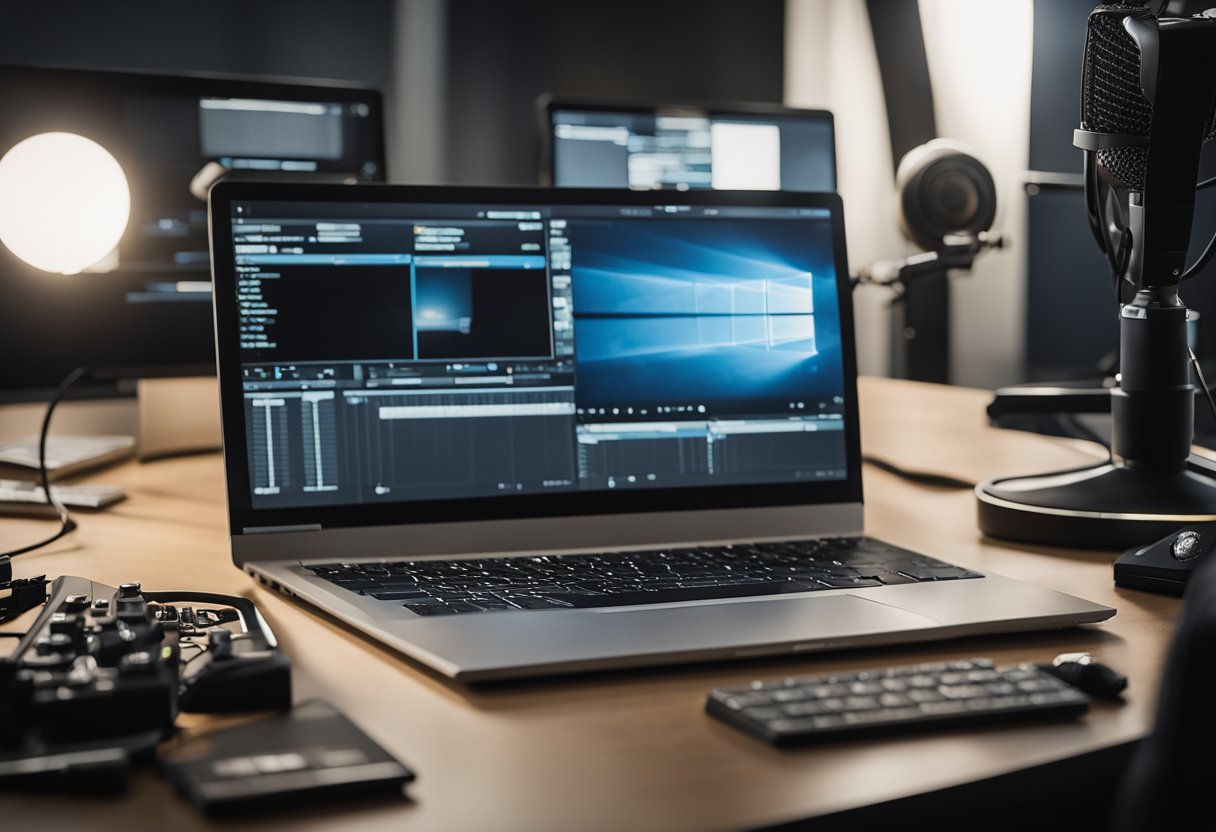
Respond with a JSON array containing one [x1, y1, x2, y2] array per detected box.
[[0, 64, 386, 402], [541, 97, 835, 193]]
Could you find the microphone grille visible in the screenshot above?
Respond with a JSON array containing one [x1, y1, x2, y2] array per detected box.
[[1081, 3, 1153, 189]]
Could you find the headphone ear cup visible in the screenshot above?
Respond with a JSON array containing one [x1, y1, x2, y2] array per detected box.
[[895, 139, 997, 252]]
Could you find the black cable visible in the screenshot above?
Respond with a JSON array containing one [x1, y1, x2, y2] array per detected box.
[[861, 455, 975, 490], [1106, 189, 1133, 290], [1180, 226, 1216, 281], [1060, 413, 1112, 451], [1189, 346, 1216, 425], [1177, 170, 1216, 279], [0, 632, 26, 638], [0, 366, 89, 558]]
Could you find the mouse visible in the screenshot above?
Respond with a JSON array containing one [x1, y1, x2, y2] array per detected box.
[[1038, 652, 1128, 700], [1113, 522, 1216, 595]]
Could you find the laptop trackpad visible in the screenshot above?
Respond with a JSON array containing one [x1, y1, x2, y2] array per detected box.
[[587, 593, 937, 645], [430, 594, 944, 671]]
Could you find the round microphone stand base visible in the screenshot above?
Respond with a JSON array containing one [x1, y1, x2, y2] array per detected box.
[[976, 459, 1216, 549]]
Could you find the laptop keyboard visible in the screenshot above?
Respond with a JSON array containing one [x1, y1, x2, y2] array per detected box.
[[304, 537, 983, 617]]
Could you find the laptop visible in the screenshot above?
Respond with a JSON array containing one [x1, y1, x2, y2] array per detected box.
[[207, 182, 1114, 682]]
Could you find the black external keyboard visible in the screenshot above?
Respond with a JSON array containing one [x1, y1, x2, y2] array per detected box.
[[304, 536, 983, 617], [706, 658, 1089, 745]]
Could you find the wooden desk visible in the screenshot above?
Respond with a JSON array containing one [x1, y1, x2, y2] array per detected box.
[[0, 378, 1179, 831]]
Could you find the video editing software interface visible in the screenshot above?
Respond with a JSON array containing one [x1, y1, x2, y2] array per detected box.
[[551, 107, 835, 192], [229, 200, 848, 508], [0, 66, 383, 395]]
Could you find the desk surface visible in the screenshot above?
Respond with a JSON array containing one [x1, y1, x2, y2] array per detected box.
[[0, 378, 1178, 831]]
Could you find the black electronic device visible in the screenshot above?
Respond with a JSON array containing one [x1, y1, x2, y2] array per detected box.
[[161, 699, 415, 816], [541, 96, 836, 192], [1038, 651, 1129, 698], [0, 575, 290, 793], [0, 555, 49, 623], [706, 658, 1090, 746], [977, 3, 1216, 548], [1113, 521, 1216, 593], [0, 64, 385, 402]]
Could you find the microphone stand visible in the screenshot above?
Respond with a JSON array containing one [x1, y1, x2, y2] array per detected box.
[[855, 232, 1004, 383], [977, 11, 1216, 548]]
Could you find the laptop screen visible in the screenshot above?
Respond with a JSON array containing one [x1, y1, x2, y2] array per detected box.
[[210, 186, 859, 530]]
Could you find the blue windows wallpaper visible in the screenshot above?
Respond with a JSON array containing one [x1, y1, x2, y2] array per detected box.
[[570, 218, 844, 415]]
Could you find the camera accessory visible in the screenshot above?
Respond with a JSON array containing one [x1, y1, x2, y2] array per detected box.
[[161, 699, 415, 816], [0, 575, 290, 792]]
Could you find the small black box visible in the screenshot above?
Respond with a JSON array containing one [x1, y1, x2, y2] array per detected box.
[[161, 699, 415, 816]]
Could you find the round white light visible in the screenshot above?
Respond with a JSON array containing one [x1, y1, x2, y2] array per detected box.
[[0, 132, 130, 274]]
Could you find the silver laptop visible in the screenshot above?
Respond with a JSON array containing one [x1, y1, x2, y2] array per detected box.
[[207, 182, 1114, 682]]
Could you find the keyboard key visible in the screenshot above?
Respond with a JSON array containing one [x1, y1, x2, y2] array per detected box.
[[404, 604, 459, 616], [919, 701, 969, 715], [782, 701, 829, 717], [849, 682, 884, 695], [369, 590, 430, 601], [940, 685, 989, 700], [744, 706, 783, 722], [766, 718, 822, 734], [504, 597, 567, 610], [899, 566, 983, 581], [811, 684, 848, 698], [332, 579, 383, 591], [816, 577, 885, 589]]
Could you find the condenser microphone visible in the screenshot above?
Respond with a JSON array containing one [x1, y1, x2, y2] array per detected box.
[[1079, 1, 1154, 192], [976, 4, 1216, 550], [1075, 3, 1216, 287]]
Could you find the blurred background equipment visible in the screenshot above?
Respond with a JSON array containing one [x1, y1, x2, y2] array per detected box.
[[541, 97, 835, 192], [855, 137, 1005, 381], [859, 1, 1005, 384], [0, 64, 384, 404]]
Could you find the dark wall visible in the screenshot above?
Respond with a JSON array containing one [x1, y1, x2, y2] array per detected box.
[[0, 0, 786, 188], [0, 0, 394, 92], [1028, 0, 1089, 176], [443, 0, 786, 185]]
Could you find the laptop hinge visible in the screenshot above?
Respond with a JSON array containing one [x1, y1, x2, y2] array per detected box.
[[243, 524, 322, 535]]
